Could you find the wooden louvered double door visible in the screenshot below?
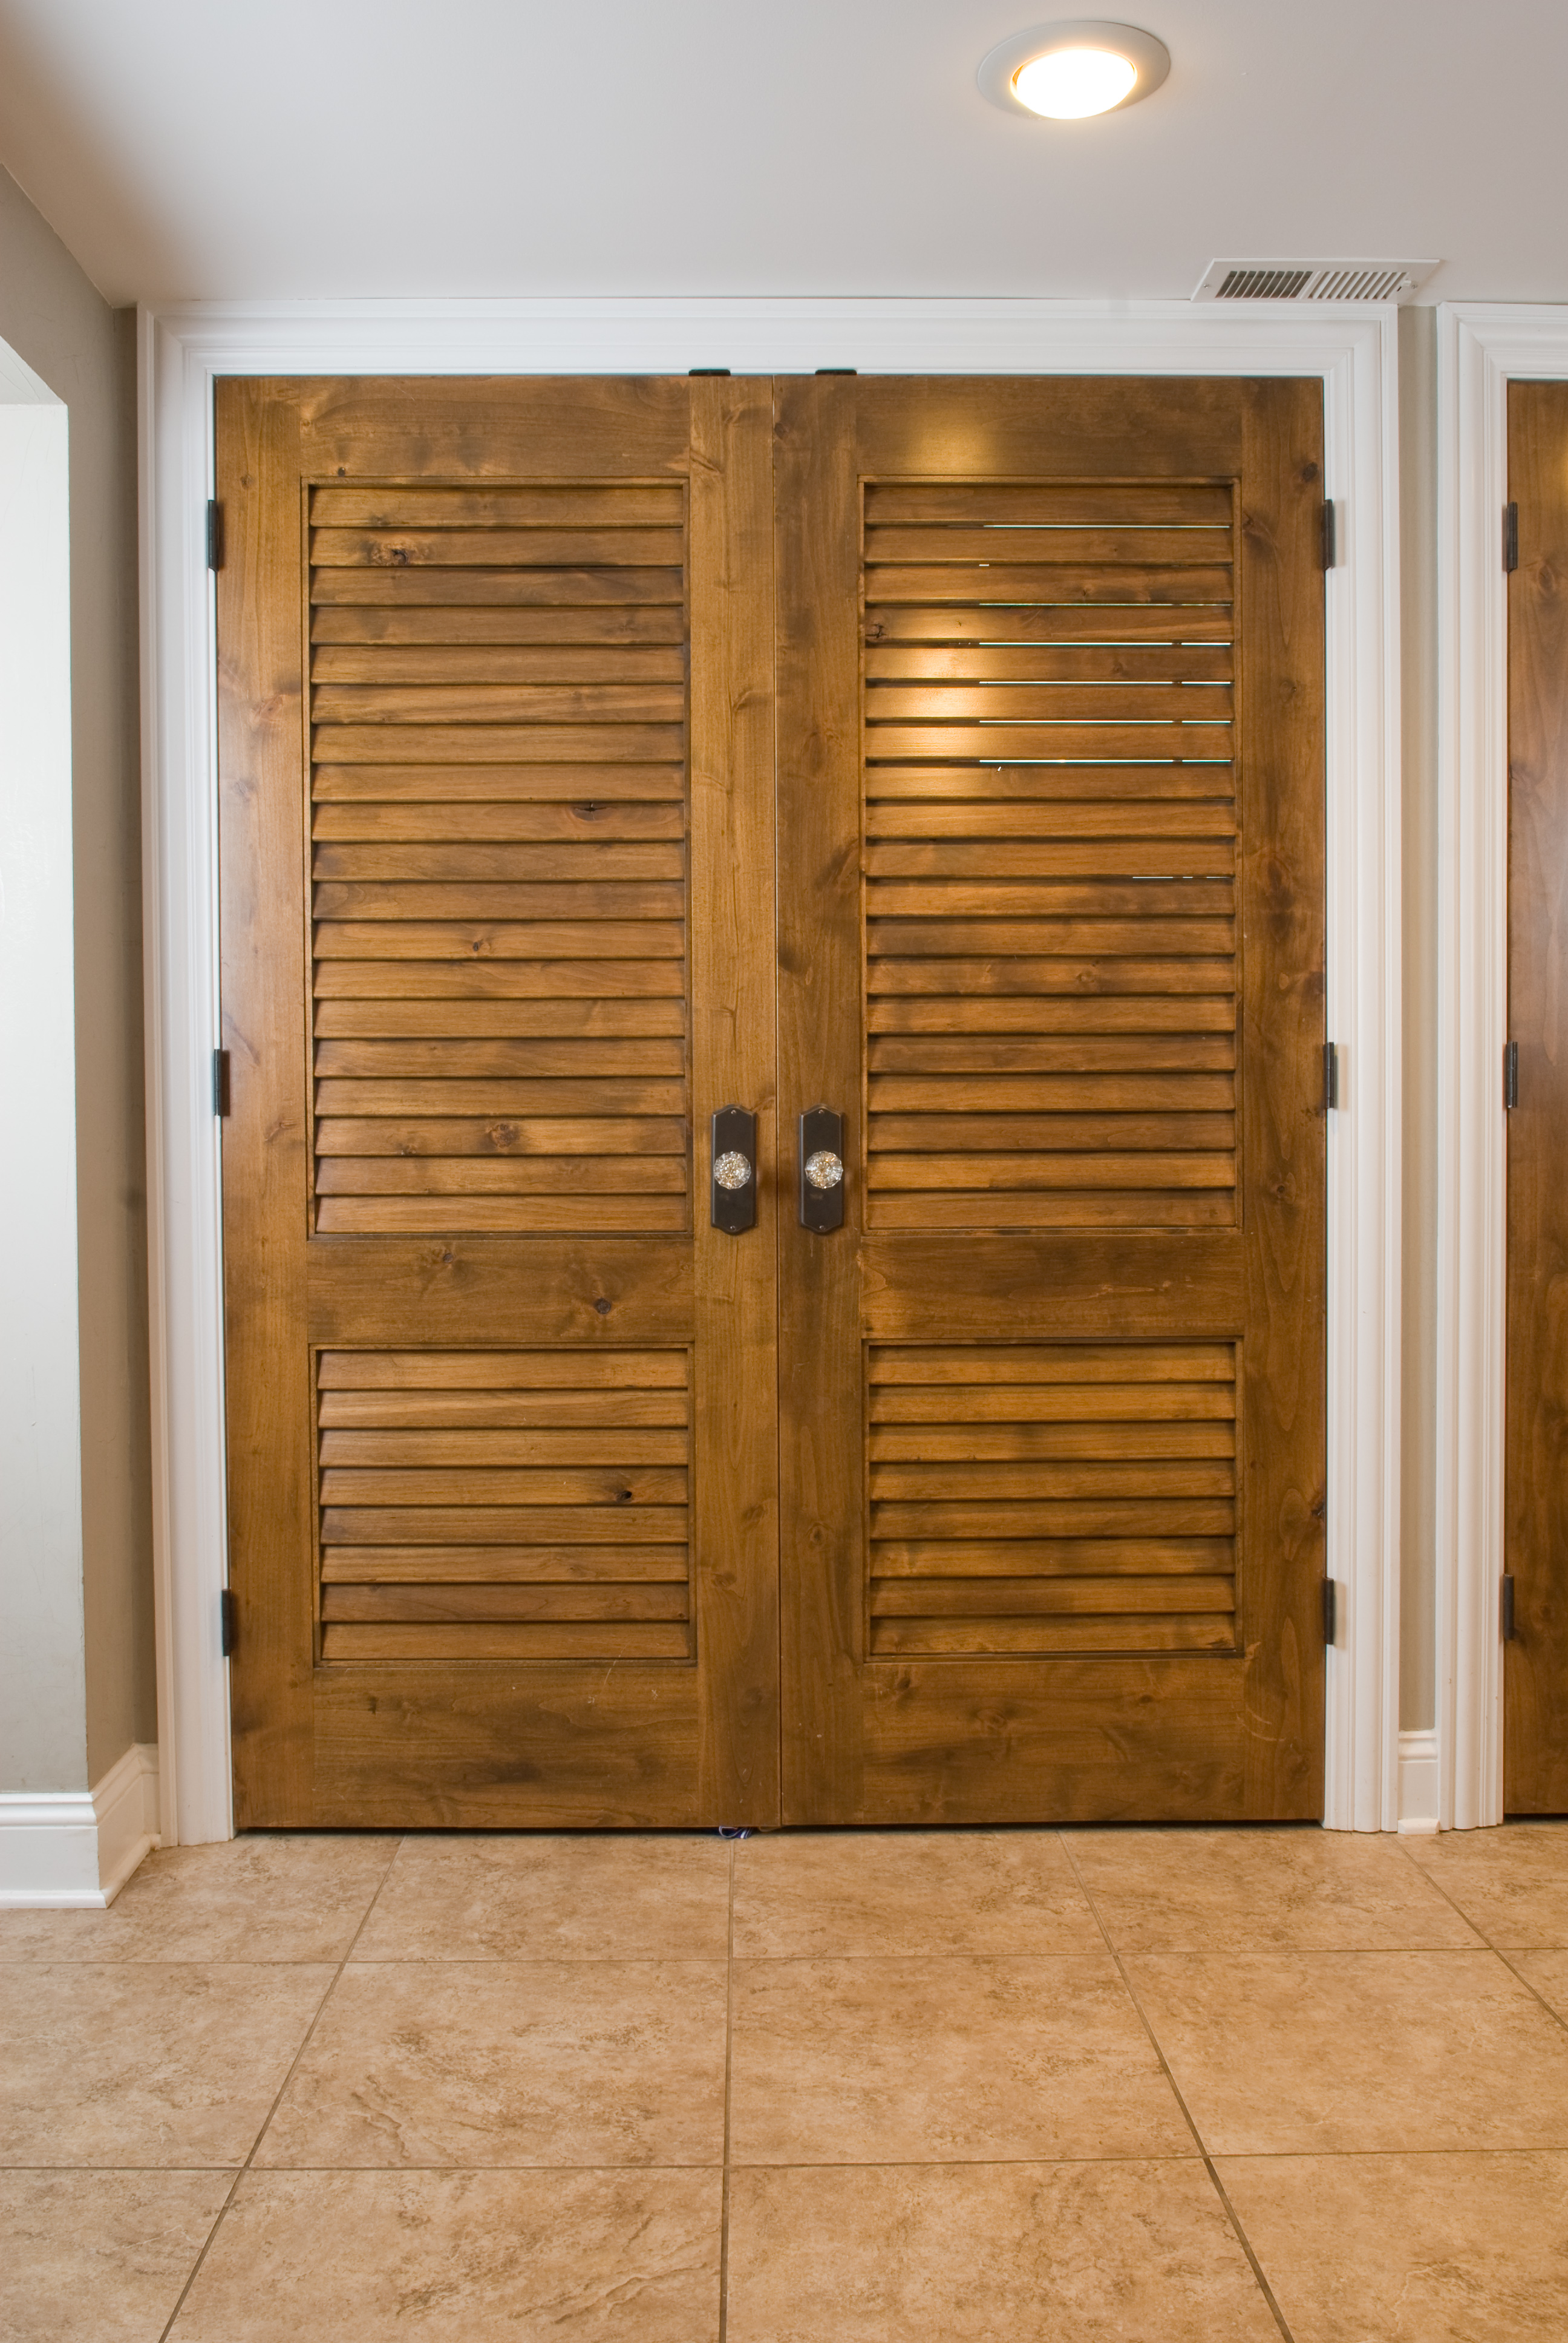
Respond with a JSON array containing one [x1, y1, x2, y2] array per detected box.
[[218, 373, 1327, 1829]]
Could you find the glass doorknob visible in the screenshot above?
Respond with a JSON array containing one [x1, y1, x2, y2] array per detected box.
[[799, 1108, 845, 1232]]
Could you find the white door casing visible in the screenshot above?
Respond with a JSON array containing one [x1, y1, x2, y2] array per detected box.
[[1434, 302, 1568, 1828], [140, 298, 1404, 1841]]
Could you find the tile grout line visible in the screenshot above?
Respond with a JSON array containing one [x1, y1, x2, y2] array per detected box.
[[717, 1837, 737, 2343], [1391, 1836, 1568, 2040], [152, 1830, 408, 2343], [1055, 1831, 1299, 2343]]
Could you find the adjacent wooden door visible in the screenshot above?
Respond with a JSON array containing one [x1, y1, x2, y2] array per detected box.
[[217, 377, 779, 1826], [1506, 381, 1568, 1812], [776, 377, 1327, 1822], [218, 373, 1328, 1828]]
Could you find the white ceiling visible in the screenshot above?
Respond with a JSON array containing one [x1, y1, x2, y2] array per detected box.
[[0, 0, 1560, 309]]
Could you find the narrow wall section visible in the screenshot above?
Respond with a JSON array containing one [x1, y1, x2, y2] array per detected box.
[[0, 387, 85, 1792]]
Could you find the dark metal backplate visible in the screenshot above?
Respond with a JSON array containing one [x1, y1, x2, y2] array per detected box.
[[710, 1104, 757, 1234]]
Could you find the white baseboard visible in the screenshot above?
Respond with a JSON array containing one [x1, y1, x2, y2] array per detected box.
[[1396, 1728, 1440, 1834], [0, 1742, 159, 1906]]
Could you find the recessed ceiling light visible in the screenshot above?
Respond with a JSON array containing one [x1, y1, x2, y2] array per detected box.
[[978, 21, 1171, 120]]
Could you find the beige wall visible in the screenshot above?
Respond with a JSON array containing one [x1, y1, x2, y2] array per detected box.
[[1400, 306, 1439, 1734], [0, 163, 150, 1788]]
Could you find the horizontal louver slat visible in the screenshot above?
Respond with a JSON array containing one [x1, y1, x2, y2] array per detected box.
[[862, 478, 1237, 1232], [308, 479, 690, 1237], [316, 1349, 693, 1661], [865, 1343, 1239, 1657]]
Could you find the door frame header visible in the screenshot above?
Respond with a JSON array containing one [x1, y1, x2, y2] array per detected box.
[[139, 296, 1403, 1842]]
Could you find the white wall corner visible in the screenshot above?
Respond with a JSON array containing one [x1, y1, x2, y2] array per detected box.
[[0, 1742, 158, 1907], [1397, 1727, 1440, 1833]]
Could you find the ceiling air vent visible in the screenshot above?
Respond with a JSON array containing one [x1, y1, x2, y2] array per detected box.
[[1194, 258, 1437, 304]]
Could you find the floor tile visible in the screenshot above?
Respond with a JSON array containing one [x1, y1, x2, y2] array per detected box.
[[728, 1954, 1192, 2165], [255, 1959, 727, 2168], [731, 1829, 1099, 1958], [355, 1833, 730, 1961], [167, 2167, 721, 2342], [0, 1964, 333, 2167], [1129, 1949, 1568, 2154], [725, 2161, 1278, 2342], [1068, 1825, 1482, 1951], [0, 1835, 398, 1964], [1218, 2151, 1568, 2342], [1402, 1823, 1568, 1947], [1509, 1948, 1568, 2021], [0, 2169, 230, 2343]]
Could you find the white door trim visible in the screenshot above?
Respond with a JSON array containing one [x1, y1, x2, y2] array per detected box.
[[1434, 301, 1568, 1827], [139, 297, 1403, 1841]]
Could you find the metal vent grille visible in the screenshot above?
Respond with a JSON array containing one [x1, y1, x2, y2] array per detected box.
[[1194, 258, 1436, 304], [1216, 267, 1313, 301]]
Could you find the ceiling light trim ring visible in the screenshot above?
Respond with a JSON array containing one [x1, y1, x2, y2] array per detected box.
[[978, 21, 1171, 119]]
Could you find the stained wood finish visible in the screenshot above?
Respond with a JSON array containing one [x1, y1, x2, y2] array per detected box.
[[776, 377, 1327, 1823], [316, 1348, 693, 1658], [867, 1342, 1238, 1656], [223, 372, 1325, 1831], [863, 477, 1237, 1233], [1506, 383, 1568, 1812], [310, 476, 691, 1241], [218, 378, 778, 1826]]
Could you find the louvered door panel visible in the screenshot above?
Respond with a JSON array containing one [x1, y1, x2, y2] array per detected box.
[[220, 376, 778, 1830], [867, 1342, 1238, 1655], [863, 480, 1237, 1231], [779, 375, 1325, 1825], [316, 1348, 691, 1660], [309, 482, 690, 1234]]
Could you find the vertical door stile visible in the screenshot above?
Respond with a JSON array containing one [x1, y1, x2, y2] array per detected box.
[[1236, 379, 1329, 1812], [218, 380, 315, 1826], [775, 377, 866, 1821], [1504, 382, 1568, 1812], [688, 376, 782, 1823]]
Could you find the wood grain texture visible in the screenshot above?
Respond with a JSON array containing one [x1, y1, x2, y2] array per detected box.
[[775, 373, 867, 1819], [777, 376, 1325, 1824], [305, 467, 693, 1236], [310, 1348, 694, 1659], [217, 375, 779, 1826], [861, 1342, 1239, 1659], [1233, 378, 1328, 1815], [686, 375, 782, 1823], [858, 480, 1237, 1265], [221, 370, 1325, 1830], [1506, 382, 1568, 1812], [217, 380, 315, 1827]]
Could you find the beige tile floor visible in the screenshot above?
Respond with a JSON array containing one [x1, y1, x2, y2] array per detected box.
[[5, 1823, 1568, 2340]]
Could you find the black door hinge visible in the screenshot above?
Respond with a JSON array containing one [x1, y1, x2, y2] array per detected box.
[[220, 1588, 238, 1657], [1504, 1040, 1518, 1110], [1504, 502, 1520, 574], [1501, 1573, 1517, 1641], [1324, 1041, 1340, 1110], [688, 367, 730, 376], [207, 499, 225, 571], [212, 1048, 231, 1116], [1321, 499, 1338, 571], [1322, 1579, 1339, 1645]]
